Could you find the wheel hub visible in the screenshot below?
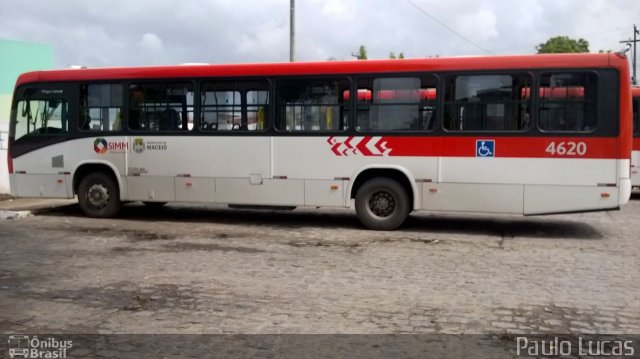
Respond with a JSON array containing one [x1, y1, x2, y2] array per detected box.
[[369, 191, 395, 217], [87, 184, 110, 209]]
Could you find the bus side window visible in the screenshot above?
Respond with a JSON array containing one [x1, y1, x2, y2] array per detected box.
[[80, 84, 123, 132], [247, 90, 269, 131], [444, 74, 531, 132], [355, 76, 437, 132], [200, 82, 269, 131], [201, 89, 241, 131], [275, 78, 349, 132], [538, 72, 596, 133], [129, 83, 194, 132], [158, 109, 180, 131]]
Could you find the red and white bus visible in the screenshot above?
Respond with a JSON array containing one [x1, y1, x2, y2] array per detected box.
[[631, 86, 640, 188], [8, 53, 632, 230]]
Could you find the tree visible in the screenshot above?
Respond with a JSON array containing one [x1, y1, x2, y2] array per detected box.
[[536, 36, 589, 53], [398, 52, 405, 59], [389, 52, 396, 59], [352, 45, 368, 60]]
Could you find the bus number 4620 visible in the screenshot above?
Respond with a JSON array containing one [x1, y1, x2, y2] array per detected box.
[[545, 141, 587, 156]]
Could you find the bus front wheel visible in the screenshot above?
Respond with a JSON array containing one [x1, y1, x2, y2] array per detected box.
[[355, 178, 410, 230], [78, 172, 121, 218]]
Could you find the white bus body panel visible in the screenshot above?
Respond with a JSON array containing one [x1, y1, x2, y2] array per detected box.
[[631, 150, 640, 187], [126, 136, 272, 204], [175, 177, 215, 203], [304, 179, 345, 207], [421, 157, 620, 214], [9, 136, 626, 215], [127, 137, 271, 177], [422, 183, 524, 214], [524, 185, 618, 214], [439, 158, 617, 186], [9, 148, 71, 198], [9, 138, 127, 199], [127, 176, 175, 202], [215, 178, 305, 206], [13, 173, 70, 198]]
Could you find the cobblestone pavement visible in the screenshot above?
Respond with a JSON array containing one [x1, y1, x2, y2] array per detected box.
[[0, 197, 638, 337]]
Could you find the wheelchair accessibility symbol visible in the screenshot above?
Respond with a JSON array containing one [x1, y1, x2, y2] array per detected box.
[[476, 140, 495, 157]]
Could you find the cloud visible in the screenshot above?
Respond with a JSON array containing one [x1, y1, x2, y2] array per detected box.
[[140, 33, 163, 52], [236, 21, 289, 62], [318, 0, 355, 17], [0, 0, 638, 67], [456, 8, 498, 41]]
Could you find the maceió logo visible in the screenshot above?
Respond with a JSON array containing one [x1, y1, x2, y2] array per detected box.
[[133, 138, 145, 153]]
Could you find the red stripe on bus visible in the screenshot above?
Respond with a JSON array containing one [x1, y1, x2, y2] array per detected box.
[[328, 136, 623, 159]]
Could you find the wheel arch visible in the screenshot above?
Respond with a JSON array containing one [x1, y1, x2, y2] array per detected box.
[[72, 161, 124, 198], [348, 165, 419, 210]]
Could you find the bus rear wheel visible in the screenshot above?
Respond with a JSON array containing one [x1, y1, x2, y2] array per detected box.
[[77, 172, 121, 218], [355, 178, 410, 230]]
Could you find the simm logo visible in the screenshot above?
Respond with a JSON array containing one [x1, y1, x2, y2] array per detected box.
[[93, 138, 108, 154], [94, 138, 129, 154]]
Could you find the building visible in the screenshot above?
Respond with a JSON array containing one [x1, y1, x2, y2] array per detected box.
[[0, 39, 54, 193]]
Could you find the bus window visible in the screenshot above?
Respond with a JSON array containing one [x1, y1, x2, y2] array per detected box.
[[444, 74, 531, 132], [276, 78, 349, 132], [200, 80, 269, 131], [356, 76, 437, 132], [538, 72, 597, 132], [202, 90, 241, 130], [80, 84, 123, 132], [15, 98, 68, 140], [247, 90, 269, 131], [129, 83, 194, 132]]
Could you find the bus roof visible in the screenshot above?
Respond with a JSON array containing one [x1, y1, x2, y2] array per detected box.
[[15, 53, 627, 88]]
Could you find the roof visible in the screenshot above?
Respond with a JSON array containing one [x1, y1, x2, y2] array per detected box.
[[15, 53, 626, 88]]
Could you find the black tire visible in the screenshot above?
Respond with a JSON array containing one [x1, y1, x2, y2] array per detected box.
[[355, 178, 410, 230], [143, 201, 167, 207], [77, 172, 121, 218]]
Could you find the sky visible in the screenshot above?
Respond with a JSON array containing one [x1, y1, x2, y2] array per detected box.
[[0, 0, 638, 68]]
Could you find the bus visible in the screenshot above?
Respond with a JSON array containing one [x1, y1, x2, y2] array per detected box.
[[8, 335, 29, 358], [7, 53, 632, 230], [631, 86, 640, 188]]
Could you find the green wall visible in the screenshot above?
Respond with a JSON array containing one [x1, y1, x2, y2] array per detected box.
[[0, 39, 54, 126]]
